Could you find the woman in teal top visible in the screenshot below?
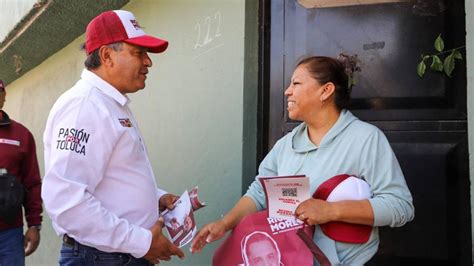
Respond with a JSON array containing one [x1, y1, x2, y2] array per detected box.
[[191, 56, 414, 265]]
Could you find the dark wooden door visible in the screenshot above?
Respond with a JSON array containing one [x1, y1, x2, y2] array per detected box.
[[264, 0, 470, 264]]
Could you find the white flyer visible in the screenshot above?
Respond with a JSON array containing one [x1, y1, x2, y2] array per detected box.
[[260, 175, 310, 220], [162, 187, 205, 247]]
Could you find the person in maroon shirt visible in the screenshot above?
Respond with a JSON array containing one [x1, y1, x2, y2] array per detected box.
[[0, 79, 42, 266]]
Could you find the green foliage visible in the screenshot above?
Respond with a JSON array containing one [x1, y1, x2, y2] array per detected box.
[[337, 53, 361, 93], [430, 55, 443, 72], [443, 53, 455, 77], [416, 60, 426, 78], [434, 34, 444, 52], [453, 50, 463, 60], [417, 34, 465, 78]]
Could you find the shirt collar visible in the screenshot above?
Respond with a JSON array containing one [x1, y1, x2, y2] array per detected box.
[[0, 110, 11, 126], [80, 69, 130, 106]]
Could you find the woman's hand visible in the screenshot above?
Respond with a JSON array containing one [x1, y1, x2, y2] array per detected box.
[[190, 219, 228, 254], [295, 198, 374, 226], [295, 198, 336, 226], [190, 196, 258, 254]]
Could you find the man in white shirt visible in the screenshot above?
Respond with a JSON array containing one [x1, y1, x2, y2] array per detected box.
[[42, 10, 184, 265]]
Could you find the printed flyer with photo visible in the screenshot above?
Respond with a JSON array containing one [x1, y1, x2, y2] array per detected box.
[[162, 187, 205, 247], [212, 210, 314, 266], [260, 175, 310, 220]]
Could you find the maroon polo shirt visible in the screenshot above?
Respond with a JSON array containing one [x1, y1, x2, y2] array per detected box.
[[0, 110, 42, 230]]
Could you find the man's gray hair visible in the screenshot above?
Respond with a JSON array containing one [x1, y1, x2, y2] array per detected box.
[[81, 42, 123, 69]]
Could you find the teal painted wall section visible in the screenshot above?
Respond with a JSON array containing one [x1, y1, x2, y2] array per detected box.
[[242, 0, 259, 194], [467, 0, 474, 261], [2, 0, 252, 265], [124, 1, 248, 264]]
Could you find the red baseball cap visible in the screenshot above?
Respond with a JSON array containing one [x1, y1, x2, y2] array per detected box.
[[313, 174, 373, 244], [85, 10, 168, 55]]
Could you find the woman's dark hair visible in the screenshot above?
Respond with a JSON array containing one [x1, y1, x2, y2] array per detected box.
[[296, 56, 351, 110], [80, 42, 123, 69]]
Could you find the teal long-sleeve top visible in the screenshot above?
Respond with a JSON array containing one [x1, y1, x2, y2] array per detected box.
[[245, 110, 414, 265]]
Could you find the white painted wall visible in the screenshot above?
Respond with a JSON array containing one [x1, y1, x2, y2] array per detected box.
[[0, 0, 37, 41], [3, 0, 247, 265]]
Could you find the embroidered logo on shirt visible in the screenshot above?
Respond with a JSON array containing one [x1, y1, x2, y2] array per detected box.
[[118, 118, 133, 128], [0, 138, 20, 146], [55, 128, 90, 156]]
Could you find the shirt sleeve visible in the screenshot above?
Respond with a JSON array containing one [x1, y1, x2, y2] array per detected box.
[[21, 129, 42, 227], [156, 188, 168, 211], [360, 129, 415, 227], [244, 139, 283, 211], [42, 97, 151, 258], [156, 188, 168, 200]]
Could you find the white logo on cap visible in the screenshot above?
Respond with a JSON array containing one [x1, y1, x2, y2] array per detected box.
[[113, 10, 146, 38]]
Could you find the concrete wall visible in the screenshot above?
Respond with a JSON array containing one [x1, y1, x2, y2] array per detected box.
[[3, 0, 253, 265], [0, 0, 37, 41], [467, 0, 474, 262]]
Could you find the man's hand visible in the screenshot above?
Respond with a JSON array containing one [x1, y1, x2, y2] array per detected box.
[[24, 227, 40, 256], [190, 219, 227, 254], [159, 194, 179, 212], [144, 218, 185, 264]]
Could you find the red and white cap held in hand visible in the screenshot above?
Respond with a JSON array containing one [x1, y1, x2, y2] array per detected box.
[[313, 174, 373, 244]]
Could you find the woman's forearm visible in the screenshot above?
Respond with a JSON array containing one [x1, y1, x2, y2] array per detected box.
[[221, 196, 258, 231], [331, 199, 374, 226]]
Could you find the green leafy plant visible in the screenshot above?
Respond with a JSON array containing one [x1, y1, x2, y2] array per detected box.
[[338, 53, 361, 93], [417, 34, 464, 78]]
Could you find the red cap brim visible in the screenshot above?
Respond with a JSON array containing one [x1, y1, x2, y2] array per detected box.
[[124, 35, 169, 53], [320, 222, 372, 244]]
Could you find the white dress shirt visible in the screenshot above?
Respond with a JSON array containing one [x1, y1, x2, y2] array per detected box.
[[42, 69, 167, 258]]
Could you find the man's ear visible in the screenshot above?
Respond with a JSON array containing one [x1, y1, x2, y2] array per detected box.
[[98, 46, 113, 67]]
